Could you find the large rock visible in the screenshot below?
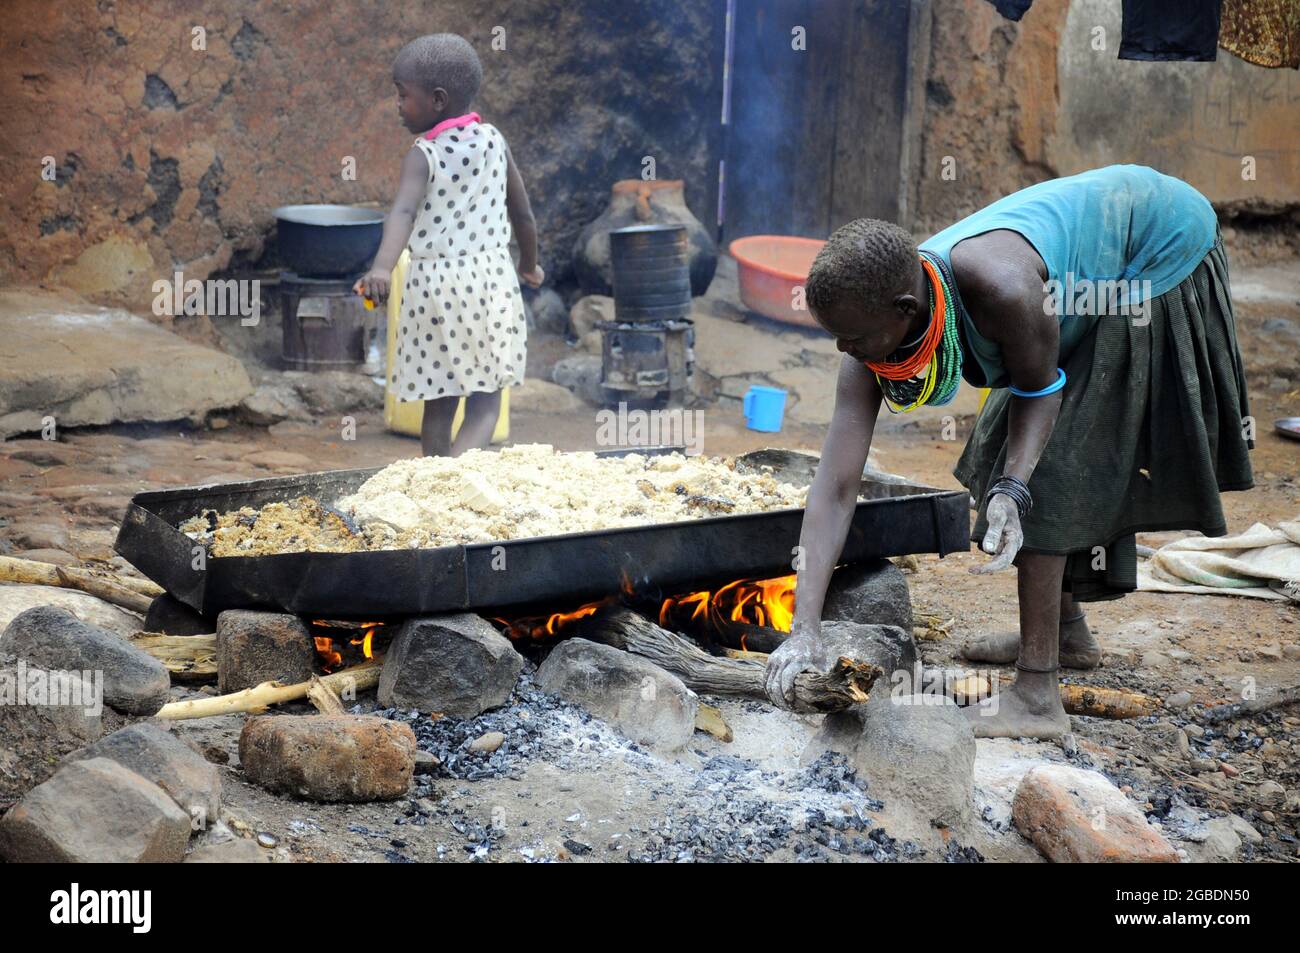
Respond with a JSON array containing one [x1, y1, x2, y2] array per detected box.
[[805, 693, 974, 830], [0, 757, 191, 863], [535, 638, 699, 751], [0, 605, 170, 714], [1012, 764, 1180, 863], [818, 620, 918, 685], [823, 559, 913, 632], [70, 722, 221, 826], [378, 614, 523, 718], [0, 583, 144, 638], [215, 610, 317, 694], [238, 715, 416, 803], [0, 289, 253, 438], [0, 658, 103, 800]]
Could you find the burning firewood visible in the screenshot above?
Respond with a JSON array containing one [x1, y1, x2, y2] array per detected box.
[[306, 675, 349, 715], [154, 659, 380, 721], [0, 555, 162, 614], [589, 609, 881, 713]]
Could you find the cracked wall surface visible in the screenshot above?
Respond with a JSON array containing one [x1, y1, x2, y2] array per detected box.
[[1, 1, 722, 311]]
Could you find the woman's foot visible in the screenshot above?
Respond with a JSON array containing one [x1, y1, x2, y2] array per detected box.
[[961, 612, 1101, 669], [962, 671, 1070, 739]]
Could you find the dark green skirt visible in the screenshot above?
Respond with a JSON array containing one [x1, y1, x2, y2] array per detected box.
[[954, 240, 1254, 601]]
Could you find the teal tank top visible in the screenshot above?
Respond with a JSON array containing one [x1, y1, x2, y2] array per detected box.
[[918, 165, 1218, 388]]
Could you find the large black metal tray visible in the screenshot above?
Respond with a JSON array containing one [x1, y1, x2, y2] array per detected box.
[[114, 451, 970, 618]]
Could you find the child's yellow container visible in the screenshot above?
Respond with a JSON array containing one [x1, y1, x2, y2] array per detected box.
[[383, 249, 509, 442]]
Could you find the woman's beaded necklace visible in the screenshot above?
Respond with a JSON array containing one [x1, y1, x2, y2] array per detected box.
[[865, 253, 963, 413]]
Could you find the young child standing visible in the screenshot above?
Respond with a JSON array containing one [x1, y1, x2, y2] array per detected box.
[[355, 33, 543, 457]]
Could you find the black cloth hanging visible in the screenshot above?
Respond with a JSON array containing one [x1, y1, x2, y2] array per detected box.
[[984, 0, 1034, 21], [1120, 0, 1225, 60]]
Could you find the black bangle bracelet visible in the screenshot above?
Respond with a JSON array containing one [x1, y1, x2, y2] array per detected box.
[[985, 475, 1032, 519]]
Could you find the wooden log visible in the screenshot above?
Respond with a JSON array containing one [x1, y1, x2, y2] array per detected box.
[[588, 609, 880, 714], [128, 632, 216, 682], [0, 555, 160, 613], [154, 660, 380, 721], [1197, 685, 1300, 725], [1059, 683, 1157, 720], [306, 675, 348, 715]]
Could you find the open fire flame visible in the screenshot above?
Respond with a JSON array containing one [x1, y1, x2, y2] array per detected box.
[[312, 621, 384, 672], [494, 573, 797, 644]]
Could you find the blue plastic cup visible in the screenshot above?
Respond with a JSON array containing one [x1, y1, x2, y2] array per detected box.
[[743, 385, 787, 432]]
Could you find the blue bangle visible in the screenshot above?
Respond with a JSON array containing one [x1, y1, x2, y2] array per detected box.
[[1009, 367, 1066, 398]]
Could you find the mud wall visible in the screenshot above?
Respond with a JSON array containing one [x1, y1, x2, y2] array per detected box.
[[914, 0, 1300, 233], [0, 0, 723, 306]]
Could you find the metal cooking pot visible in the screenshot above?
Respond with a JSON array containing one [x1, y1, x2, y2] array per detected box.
[[273, 204, 385, 278]]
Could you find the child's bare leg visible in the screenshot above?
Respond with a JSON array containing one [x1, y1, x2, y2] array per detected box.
[[962, 565, 1101, 668], [449, 390, 501, 456], [420, 397, 458, 457], [963, 552, 1071, 739]]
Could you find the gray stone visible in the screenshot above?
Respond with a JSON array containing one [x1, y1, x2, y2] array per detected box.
[[286, 370, 383, 416], [378, 614, 523, 718], [535, 638, 699, 751], [0, 757, 191, 863], [823, 559, 914, 633], [1184, 816, 1246, 863], [237, 381, 311, 426], [525, 287, 569, 335], [551, 354, 607, 406], [1165, 691, 1193, 709], [819, 620, 919, 684], [70, 722, 221, 824], [0, 584, 144, 638], [804, 693, 974, 830], [215, 610, 317, 694], [0, 658, 103, 799], [185, 837, 273, 863], [0, 605, 170, 715]]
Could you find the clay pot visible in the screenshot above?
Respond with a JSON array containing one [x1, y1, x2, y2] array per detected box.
[[573, 180, 717, 297]]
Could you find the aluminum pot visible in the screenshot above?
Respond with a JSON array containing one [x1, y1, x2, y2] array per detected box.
[[273, 204, 385, 278]]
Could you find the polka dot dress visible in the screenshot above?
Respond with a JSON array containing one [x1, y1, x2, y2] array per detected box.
[[394, 119, 526, 402]]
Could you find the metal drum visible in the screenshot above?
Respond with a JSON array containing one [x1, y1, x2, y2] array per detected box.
[[609, 223, 692, 323]]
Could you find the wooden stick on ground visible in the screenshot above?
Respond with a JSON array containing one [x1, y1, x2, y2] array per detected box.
[[589, 609, 880, 714], [1197, 685, 1300, 725], [306, 675, 348, 715], [128, 632, 216, 682], [154, 660, 380, 721], [0, 555, 161, 613]]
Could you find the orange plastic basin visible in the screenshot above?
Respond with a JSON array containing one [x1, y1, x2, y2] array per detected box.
[[729, 235, 826, 328]]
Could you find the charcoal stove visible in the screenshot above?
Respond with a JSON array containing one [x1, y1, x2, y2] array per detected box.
[[279, 271, 372, 371], [600, 223, 695, 402], [113, 449, 969, 620]]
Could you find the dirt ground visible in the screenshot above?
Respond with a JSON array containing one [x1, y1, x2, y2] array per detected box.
[[0, 256, 1296, 863]]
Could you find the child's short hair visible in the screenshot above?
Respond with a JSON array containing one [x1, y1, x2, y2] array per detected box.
[[394, 33, 483, 106], [807, 219, 917, 315]]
